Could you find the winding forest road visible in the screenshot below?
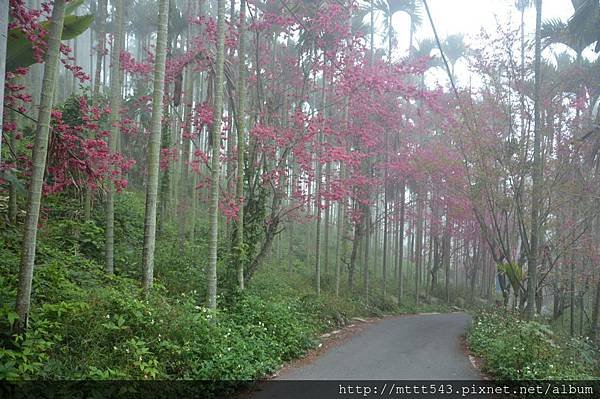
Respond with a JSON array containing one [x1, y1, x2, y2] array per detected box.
[[280, 312, 480, 380], [245, 312, 481, 398]]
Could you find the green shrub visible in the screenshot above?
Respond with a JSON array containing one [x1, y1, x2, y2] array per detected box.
[[468, 310, 597, 379], [1, 188, 457, 389]]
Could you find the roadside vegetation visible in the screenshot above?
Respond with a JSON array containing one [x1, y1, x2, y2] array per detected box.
[[0, 192, 451, 383], [468, 310, 600, 379]]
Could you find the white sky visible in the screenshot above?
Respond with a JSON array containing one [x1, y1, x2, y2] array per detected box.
[[410, 0, 574, 45], [376, 0, 595, 87]]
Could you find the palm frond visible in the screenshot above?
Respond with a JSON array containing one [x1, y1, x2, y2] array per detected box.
[[443, 33, 467, 64], [514, 0, 533, 12], [568, 0, 600, 52]]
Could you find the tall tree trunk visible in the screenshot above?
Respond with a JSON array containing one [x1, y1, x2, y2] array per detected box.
[[92, 0, 107, 96], [104, 0, 125, 275], [141, 0, 169, 292], [233, 0, 247, 290], [14, 0, 66, 332], [363, 206, 371, 303], [590, 280, 600, 341], [323, 164, 331, 275], [315, 145, 322, 296], [397, 182, 405, 304], [336, 164, 345, 297], [525, 0, 543, 320], [207, 0, 227, 309], [382, 193, 388, 298], [85, 0, 107, 220], [445, 234, 451, 303], [178, 10, 195, 251], [0, 0, 8, 165], [7, 108, 18, 223], [415, 192, 423, 306]]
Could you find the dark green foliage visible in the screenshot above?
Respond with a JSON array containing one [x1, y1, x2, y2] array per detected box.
[[0, 192, 357, 386], [6, 12, 94, 72], [0, 188, 463, 386], [468, 310, 599, 379]]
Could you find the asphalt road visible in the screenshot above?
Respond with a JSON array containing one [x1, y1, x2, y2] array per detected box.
[[245, 312, 480, 398]]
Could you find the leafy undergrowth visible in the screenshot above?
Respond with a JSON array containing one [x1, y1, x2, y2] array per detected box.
[[0, 192, 455, 393], [467, 310, 600, 379]]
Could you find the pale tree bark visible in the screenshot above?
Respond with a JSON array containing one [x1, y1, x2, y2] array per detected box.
[[526, 0, 542, 320], [323, 163, 331, 275], [189, 81, 200, 243], [234, 0, 247, 290], [85, 0, 108, 220], [0, 0, 7, 164], [207, 0, 227, 309], [141, 0, 170, 292], [382, 8, 393, 300], [336, 162, 346, 297], [14, 0, 66, 332], [591, 280, 600, 341], [7, 108, 17, 223], [415, 192, 423, 306], [104, 0, 125, 275], [178, 56, 194, 249], [363, 207, 370, 303], [93, 0, 108, 96], [179, 0, 196, 246], [315, 53, 328, 296], [315, 143, 322, 296], [397, 181, 405, 304]]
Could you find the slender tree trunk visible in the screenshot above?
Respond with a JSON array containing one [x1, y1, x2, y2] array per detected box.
[[393, 194, 399, 281], [397, 182, 405, 304], [323, 164, 331, 275], [445, 234, 451, 303], [383, 194, 388, 298], [178, 11, 195, 251], [233, 0, 247, 290], [104, 0, 125, 274], [336, 163, 346, 297], [0, 0, 9, 165], [14, 0, 66, 332], [315, 145, 322, 296], [415, 192, 423, 306], [84, 0, 107, 220], [92, 0, 107, 97], [7, 108, 18, 223], [526, 0, 543, 320], [373, 197, 379, 275], [207, 0, 227, 309], [363, 206, 371, 303], [141, 0, 169, 292], [590, 280, 600, 341]]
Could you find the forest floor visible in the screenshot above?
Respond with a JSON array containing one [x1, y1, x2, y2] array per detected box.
[[243, 312, 481, 398]]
